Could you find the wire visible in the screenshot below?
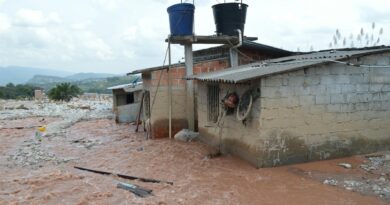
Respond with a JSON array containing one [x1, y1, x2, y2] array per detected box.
[[150, 42, 170, 116], [225, 38, 255, 63]]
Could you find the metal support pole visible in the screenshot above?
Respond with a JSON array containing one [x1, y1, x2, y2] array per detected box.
[[184, 44, 195, 130], [168, 39, 172, 139], [229, 48, 239, 67]]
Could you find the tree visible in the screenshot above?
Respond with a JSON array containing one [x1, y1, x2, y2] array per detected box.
[[48, 83, 83, 102]]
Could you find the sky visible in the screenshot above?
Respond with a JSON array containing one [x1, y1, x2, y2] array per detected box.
[[0, 0, 389, 74]]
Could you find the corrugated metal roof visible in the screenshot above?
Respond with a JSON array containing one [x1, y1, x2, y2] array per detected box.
[[127, 41, 294, 75], [187, 47, 390, 83], [107, 82, 143, 92]]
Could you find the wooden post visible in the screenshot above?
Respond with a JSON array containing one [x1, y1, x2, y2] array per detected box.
[[135, 92, 145, 132], [185, 44, 195, 130], [168, 40, 173, 139]]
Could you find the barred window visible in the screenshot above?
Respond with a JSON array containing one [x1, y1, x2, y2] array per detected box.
[[207, 84, 220, 122]]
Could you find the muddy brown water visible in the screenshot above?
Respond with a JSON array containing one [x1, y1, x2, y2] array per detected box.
[[0, 118, 387, 205]]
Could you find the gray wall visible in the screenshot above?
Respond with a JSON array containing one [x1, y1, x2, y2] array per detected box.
[[197, 52, 390, 167]]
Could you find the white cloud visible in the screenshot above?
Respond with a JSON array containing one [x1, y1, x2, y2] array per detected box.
[[14, 9, 61, 27], [0, 0, 389, 73], [0, 13, 10, 32]]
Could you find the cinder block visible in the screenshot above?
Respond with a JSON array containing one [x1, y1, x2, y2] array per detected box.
[[369, 84, 384, 92], [341, 84, 356, 93], [355, 102, 369, 111], [315, 66, 330, 75], [299, 95, 315, 105], [288, 76, 305, 86], [285, 96, 300, 107], [350, 74, 366, 84], [309, 105, 327, 114], [345, 67, 369, 74], [265, 78, 283, 87], [327, 85, 342, 94], [335, 75, 351, 84], [356, 84, 369, 93], [315, 95, 330, 105], [304, 76, 320, 86], [331, 94, 347, 104], [340, 103, 356, 113], [309, 85, 327, 95], [327, 104, 341, 112], [329, 65, 345, 75], [320, 76, 334, 85], [261, 87, 282, 98], [369, 101, 383, 111]]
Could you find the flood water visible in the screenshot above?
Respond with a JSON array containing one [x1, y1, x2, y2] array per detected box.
[[0, 118, 388, 205]]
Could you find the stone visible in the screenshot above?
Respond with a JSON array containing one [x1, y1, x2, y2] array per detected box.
[[323, 178, 338, 186], [174, 129, 199, 142], [338, 163, 352, 169]]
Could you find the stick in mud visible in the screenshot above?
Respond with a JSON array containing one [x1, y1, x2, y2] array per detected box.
[[74, 166, 174, 185]]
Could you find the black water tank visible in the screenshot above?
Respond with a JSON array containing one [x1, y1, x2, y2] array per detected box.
[[212, 3, 248, 36]]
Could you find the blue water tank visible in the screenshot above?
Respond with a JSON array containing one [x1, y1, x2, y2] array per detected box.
[[167, 3, 195, 36]]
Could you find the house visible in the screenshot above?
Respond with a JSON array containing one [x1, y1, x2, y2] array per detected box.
[[108, 83, 143, 123], [128, 40, 294, 138], [188, 46, 390, 167]]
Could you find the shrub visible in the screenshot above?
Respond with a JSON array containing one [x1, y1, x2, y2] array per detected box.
[[48, 83, 82, 102]]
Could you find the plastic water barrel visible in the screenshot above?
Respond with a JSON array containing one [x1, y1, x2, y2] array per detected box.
[[212, 3, 248, 36], [167, 3, 195, 36]]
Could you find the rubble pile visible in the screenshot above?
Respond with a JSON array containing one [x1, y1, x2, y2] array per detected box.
[[0, 99, 112, 121], [0, 99, 113, 136], [7, 140, 75, 169], [323, 153, 390, 200]]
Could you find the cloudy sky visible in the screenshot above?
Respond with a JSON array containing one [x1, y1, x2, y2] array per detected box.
[[0, 0, 389, 74]]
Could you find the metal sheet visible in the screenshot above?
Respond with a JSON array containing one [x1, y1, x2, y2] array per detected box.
[[188, 47, 390, 83]]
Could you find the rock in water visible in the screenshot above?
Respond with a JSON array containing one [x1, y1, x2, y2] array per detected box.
[[174, 129, 199, 142], [338, 163, 352, 169]]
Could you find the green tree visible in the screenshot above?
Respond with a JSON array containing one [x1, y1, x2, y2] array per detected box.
[[48, 83, 83, 102]]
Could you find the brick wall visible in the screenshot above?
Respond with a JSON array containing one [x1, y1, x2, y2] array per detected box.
[[197, 52, 390, 167], [144, 47, 287, 139]]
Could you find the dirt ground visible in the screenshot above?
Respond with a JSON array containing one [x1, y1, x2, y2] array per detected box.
[[0, 100, 389, 205]]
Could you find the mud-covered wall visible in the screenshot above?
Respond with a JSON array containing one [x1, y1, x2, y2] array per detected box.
[[197, 82, 262, 166], [198, 52, 390, 167]]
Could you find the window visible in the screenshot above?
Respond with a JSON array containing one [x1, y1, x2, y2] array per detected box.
[[126, 93, 134, 104], [207, 84, 220, 122]]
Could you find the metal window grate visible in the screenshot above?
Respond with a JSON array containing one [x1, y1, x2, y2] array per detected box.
[[207, 84, 220, 122]]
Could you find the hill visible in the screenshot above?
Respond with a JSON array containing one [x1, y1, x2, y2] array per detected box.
[[65, 73, 117, 81], [0, 66, 73, 85], [27, 75, 139, 94]]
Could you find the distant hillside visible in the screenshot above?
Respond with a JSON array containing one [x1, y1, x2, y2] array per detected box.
[[27, 75, 139, 94], [0, 66, 73, 85], [27, 72, 119, 85], [66, 73, 117, 81], [27, 75, 69, 85]]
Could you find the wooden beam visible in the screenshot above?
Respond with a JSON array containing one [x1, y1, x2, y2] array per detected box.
[[166, 35, 257, 45]]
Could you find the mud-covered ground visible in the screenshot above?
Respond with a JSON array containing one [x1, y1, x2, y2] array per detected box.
[[0, 100, 389, 205]]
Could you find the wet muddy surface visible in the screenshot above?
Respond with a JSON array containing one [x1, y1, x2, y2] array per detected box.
[[0, 118, 387, 204], [0, 100, 388, 204]]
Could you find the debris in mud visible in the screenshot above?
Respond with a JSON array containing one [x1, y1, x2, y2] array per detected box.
[[7, 140, 75, 168], [338, 163, 352, 169], [74, 166, 174, 185], [117, 181, 153, 198], [174, 129, 199, 142], [71, 138, 102, 149], [321, 153, 390, 200], [323, 178, 338, 186]]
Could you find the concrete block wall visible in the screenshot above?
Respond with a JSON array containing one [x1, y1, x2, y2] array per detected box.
[[197, 52, 390, 167], [258, 53, 390, 167]]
